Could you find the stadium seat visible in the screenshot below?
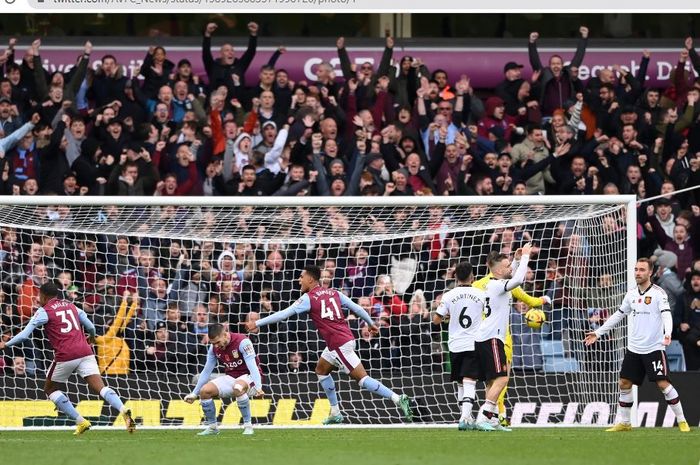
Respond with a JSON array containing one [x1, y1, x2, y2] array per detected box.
[[666, 341, 686, 372], [540, 340, 565, 357], [540, 340, 579, 372], [543, 356, 581, 373]]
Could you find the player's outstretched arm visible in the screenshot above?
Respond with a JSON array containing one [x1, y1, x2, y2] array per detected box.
[[186, 346, 217, 402], [505, 245, 531, 292], [590, 308, 628, 342], [248, 294, 311, 332], [240, 338, 263, 396], [4, 308, 49, 348], [583, 332, 598, 346], [339, 293, 374, 327], [512, 286, 550, 308]]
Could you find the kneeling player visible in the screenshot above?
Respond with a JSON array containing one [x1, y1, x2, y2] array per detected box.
[[185, 323, 264, 436], [433, 262, 486, 431]]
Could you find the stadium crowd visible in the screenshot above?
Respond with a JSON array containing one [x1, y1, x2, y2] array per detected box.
[[0, 23, 699, 379]]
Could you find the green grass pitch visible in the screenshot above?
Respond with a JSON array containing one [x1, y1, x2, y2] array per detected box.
[[1, 428, 698, 465]]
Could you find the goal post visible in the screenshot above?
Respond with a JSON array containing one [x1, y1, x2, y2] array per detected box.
[[0, 195, 636, 428]]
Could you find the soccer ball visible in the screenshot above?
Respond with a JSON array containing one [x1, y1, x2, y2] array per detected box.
[[524, 309, 546, 330]]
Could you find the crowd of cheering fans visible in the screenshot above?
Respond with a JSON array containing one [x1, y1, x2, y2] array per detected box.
[[0, 23, 699, 379]]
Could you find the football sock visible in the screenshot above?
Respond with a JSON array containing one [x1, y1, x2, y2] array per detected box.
[[318, 374, 340, 415], [618, 388, 633, 424], [99, 387, 125, 413], [478, 400, 498, 422], [461, 380, 476, 421], [49, 391, 84, 424], [359, 376, 400, 403], [237, 393, 252, 425], [200, 398, 217, 426], [662, 385, 686, 423]]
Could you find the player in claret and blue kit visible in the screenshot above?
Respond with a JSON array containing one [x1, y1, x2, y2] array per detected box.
[[0, 282, 135, 435], [246, 265, 413, 424], [185, 323, 264, 436]]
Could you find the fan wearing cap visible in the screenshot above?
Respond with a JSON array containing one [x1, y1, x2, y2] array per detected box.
[[254, 120, 281, 156], [495, 62, 525, 116], [99, 113, 130, 158], [60, 171, 82, 196], [114, 79, 147, 130], [528, 26, 589, 116], [0, 96, 22, 136], [143, 320, 180, 375], [363, 152, 389, 193], [385, 168, 413, 196], [614, 105, 653, 143], [171, 58, 205, 97]]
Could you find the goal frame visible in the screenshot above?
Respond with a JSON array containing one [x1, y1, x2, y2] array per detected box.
[[0, 194, 637, 429]]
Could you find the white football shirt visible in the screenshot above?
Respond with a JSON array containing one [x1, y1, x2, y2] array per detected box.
[[475, 255, 530, 343], [436, 286, 486, 352], [475, 279, 512, 343], [618, 284, 671, 354]]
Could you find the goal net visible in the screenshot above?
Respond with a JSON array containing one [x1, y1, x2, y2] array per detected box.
[[0, 196, 634, 428]]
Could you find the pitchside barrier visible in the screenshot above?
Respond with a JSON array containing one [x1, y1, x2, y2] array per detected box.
[[2, 372, 698, 428]]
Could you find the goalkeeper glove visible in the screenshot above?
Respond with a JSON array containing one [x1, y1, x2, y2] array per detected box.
[[541, 295, 552, 305]]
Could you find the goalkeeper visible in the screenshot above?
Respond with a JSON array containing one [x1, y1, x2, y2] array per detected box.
[[473, 250, 550, 427]]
